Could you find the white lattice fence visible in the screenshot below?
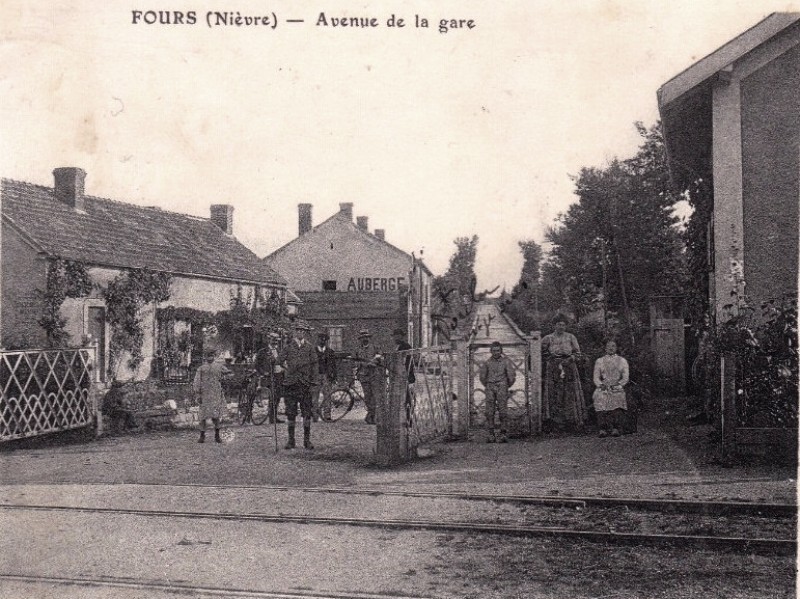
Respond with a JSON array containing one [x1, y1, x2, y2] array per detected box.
[[0, 348, 97, 442]]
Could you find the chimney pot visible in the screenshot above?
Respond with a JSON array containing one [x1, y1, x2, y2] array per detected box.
[[210, 204, 234, 235], [338, 202, 353, 221], [53, 167, 86, 210], [356, 216, 369, 232], [298, 203, 313, 235], [374, 229, 385, 241]]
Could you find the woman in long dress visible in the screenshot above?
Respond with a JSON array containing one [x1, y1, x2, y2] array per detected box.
[[541, 314, 587, 431], [592, 340, 630, 437]]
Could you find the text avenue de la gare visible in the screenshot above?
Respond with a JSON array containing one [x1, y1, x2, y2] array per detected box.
[[131, 10, 476, 33]]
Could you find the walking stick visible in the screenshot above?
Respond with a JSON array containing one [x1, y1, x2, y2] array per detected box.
[[270, 370, 278, 453]]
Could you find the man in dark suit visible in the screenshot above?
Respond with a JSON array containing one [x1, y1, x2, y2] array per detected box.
[[314, 331, 338, 421], [392, 327, 416, 429], [278, 320, 318, 449]]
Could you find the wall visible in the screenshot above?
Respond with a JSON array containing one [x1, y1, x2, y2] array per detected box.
[[61, 268, 281, 382], [0, 223, 47, 348], [711, 25, 800, 321], [265, 216, 414, 292], [297, 291, 406, 355], [740, 43, 800, 307]]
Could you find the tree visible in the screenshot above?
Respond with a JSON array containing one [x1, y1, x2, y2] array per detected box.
[[541, 122, 686, 324], [432, 235, 479, 339], [510, 239, 543, 312]]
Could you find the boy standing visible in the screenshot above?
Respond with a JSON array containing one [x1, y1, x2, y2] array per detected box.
[[479, 341, 516, 443]]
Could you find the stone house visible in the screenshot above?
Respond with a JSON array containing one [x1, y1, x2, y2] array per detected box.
[[659, 12, 799, 323], [1, 167, 288, 383], [263, 202, 434, 353]]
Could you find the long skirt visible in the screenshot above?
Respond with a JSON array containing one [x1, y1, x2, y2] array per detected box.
[[543, 358, 587, 427]]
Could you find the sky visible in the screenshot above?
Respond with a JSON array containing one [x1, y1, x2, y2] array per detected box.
[[1, 1, 797, 290]]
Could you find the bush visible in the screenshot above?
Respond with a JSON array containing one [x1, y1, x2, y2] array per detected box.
[[714, 295, 798, 428]]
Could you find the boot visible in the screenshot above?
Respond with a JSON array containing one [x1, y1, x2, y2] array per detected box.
[[285, 424, 296, 449], [304, 426, 314, 450], [214, 429, 222, 443], [198, 430, 206, 444]]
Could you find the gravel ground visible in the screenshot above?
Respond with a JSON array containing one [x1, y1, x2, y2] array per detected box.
[[1, 395, 793, 504], [0, 395, 795, 598]]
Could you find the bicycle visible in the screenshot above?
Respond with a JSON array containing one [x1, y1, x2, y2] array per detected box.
[[237, 370, 274, 426], [323, 357, 378, 421]]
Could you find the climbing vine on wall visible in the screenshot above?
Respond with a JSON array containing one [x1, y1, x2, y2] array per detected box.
[[103, 269, 172, 378], [37, 258, 92, 347]]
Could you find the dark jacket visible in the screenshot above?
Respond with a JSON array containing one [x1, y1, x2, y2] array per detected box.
[[316, 345, 338, 381], [279, 340, 318, 387]]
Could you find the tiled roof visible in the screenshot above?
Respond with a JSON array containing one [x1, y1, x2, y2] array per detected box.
[[296, 291, 403, 320], [1, 178, 285, 286]]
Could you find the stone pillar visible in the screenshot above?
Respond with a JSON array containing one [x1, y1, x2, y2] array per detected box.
[[528, 332, 542, 434], [452, 339, 470, 438], [376, 353, 408, 463]]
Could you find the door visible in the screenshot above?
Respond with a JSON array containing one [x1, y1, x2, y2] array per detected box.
[[87, 307, 107, 382]]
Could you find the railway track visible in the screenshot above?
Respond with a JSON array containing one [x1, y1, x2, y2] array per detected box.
[[41, 480, 797, 517], [0, 574, 433, 599], [0, 500, 794, 556]]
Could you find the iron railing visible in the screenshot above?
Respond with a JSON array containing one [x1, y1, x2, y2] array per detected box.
[[400, 345, 455, 450]]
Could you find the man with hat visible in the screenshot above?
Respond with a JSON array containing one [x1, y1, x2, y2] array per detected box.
[[278, 319, 319, 449], [314, 330, 338, 421], [354, 328, 383, 424], [392, 327, 416, 429], [254, 332, 284, 424]]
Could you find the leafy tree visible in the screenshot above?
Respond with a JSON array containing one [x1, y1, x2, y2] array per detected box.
[[432, 235, 479, 339], [541, 122, 686, 324]]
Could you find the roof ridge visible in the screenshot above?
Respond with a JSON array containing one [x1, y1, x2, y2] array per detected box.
[[264, 208, 421, 267], [3, 178, 214, 223]]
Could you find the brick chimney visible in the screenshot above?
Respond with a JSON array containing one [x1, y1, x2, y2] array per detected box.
[[338, 202, 353, 221], [210, 204, 234, 235], [356, 216, 369, 232], [53, 167, 86, 211], [298, 203, 312, 235], [374, 229, 385, 241]]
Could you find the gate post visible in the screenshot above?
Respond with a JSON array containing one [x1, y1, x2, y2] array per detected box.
[[452, 339, 470, 438], [720, 353, 737, 463], [376, 353, 408, 463], [528, 332, 542, 434]]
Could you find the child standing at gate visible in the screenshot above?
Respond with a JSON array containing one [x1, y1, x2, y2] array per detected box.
[[479, 341, 516, 443], [193, 349, 231, 443]]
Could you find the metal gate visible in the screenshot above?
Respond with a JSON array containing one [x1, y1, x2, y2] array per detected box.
[[468, 340, 536, 436], [377, 344, 457, 462], [466, 304, 542, 437], [0, 347, 98, 442]]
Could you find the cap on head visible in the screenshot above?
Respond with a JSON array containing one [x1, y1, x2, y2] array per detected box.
[[392, 327, 406, 337], [358, 329, 372, 338], [292, 319, 312, 332], [553, 314, 569, 325]]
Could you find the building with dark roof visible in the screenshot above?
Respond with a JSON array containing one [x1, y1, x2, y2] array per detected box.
[[1, 167, 288, 381], [659, 13, 799, 323], [264, 202, 434, 352]]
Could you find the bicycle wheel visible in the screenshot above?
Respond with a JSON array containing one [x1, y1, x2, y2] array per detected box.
[[328, 388, 355, 422], [251, 386, 272, 426]]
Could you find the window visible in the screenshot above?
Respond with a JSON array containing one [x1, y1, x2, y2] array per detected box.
[[326, 326, 344, 351], [322, 280, 337, 291]]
